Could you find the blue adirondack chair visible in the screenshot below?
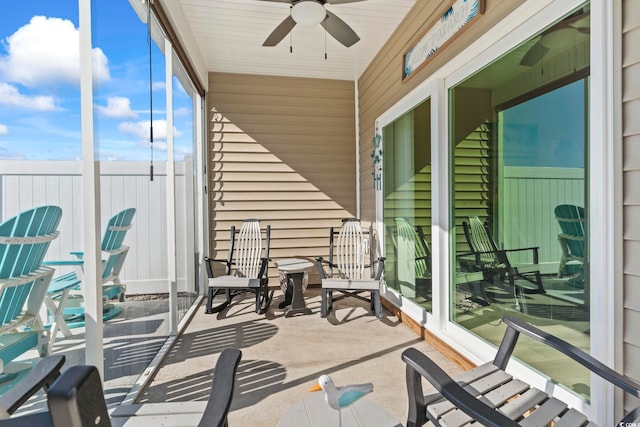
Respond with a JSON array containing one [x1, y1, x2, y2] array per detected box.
[[554, 204, 585, 279], [0, 205, 62, 384], [45, 208, 135, 330]]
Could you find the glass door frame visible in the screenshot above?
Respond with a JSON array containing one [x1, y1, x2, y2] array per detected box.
[[374, 0, 619, 423], [376, 80, 441, 328]]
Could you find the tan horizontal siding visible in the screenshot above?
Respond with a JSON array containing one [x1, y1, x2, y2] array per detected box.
[[623, 0, 640, 414], [207, 72, 357, 286], [357, 0, 524, 223]]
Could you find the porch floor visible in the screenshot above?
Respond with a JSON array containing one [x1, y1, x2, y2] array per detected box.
[[136, 288, 461, 426]]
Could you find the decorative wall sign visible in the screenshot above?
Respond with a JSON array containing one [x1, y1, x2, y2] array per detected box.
[[403, 0, 485, 81]]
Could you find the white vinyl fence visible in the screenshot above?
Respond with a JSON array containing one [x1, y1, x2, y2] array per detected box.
[[502, 166, 585, 273], [0, 160, 195, 295]]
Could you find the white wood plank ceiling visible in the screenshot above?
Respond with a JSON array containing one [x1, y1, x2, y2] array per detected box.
[[175, 0, 417, 80]]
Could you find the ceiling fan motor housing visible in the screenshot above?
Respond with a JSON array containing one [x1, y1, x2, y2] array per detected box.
[[291, 1, 326, 27]]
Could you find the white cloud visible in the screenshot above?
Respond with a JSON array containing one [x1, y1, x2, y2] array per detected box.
[[118, 119, 182, 143], [0, 16, 110, 87], [0, 82, 56, 110], [96, 96, 137, 118], [0, 124, 8, 134]]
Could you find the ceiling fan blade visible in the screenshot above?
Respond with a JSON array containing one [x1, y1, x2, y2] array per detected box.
[[519, 40, 549, 66], [263, 15, 297, 46], [321, 10, 360, 47], [326, 0, 367, 4], [257, 0, 294, 3]]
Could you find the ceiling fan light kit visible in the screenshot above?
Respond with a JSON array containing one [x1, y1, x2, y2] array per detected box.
[[291, 1, 326, 27], [261, 0, 363, 48]]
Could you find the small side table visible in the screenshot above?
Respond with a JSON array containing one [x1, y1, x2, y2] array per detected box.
[[275, 258, 313, 317], [277, 391, 401, 427]]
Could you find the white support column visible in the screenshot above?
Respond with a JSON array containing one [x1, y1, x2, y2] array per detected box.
[[589, 0, 618, 424], [79, 0, 103, 375], [431, 79, 447, 331], [354, 80, 361, 219], [196, 95, 208, 296], [165, 38, 178, 336]]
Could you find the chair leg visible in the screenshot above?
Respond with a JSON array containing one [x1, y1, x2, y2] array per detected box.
[[205, 287, 215, 314], [373, 291, 382, 319], [321, 289, 329, 318], [205, 288, 232, 314]]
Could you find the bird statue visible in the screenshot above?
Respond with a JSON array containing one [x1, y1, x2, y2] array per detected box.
[[309, 374, 374, 427]]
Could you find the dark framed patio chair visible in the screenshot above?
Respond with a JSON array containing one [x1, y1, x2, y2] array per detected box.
[[205, 219, 273, 315], [402, 316, 640, 427], [0, 349, 242, 427], [315, 218, 385, 319], [461, 216, 544, 311]]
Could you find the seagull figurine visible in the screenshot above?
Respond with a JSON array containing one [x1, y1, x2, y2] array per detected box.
[[309, 374, 374, 427]]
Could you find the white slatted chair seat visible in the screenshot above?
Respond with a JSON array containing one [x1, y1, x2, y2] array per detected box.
[[205, 219, 273, 315]]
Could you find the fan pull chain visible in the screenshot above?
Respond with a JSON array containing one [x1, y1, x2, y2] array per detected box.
[[324, 28, 327, 60], [147, 0, 154, 181], [289, 5, 293, 53]]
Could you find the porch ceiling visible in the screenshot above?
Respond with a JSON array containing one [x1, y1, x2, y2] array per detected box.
[[175, 0, 416, 81]]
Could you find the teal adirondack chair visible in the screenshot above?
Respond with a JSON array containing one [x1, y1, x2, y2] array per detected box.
[[0, 205, 62, 383], [554, 204, 586, 279], [45, 208, 135, 330]]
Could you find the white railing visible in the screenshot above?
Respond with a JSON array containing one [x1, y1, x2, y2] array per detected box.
[[0, 159, 194, 295]]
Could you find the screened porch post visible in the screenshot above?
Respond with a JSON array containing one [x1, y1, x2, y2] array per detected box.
[[165, 38, 178, 336], [79, 0, 104, 376]]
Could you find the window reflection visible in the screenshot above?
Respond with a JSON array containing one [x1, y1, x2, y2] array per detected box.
[[450, 4, 590, 399], [383, 99, 433, 311]]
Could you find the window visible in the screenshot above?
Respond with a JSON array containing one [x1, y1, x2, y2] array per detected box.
[[383, 99, 433, 311], [450, 4, 590, 398]]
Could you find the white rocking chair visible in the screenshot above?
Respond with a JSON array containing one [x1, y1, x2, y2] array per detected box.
[[315, 218, 385, 319]]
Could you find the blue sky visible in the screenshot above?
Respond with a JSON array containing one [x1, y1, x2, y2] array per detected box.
[[0, 0, 193, 161]]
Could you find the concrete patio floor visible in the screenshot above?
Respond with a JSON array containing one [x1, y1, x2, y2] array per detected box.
[[137, 288, 464, 426]]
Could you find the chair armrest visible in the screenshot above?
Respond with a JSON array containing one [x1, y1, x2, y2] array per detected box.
[[314, 257, 332, 280], [42, 260, 83, 266], [47, 364, 110, 427], [197, 348, 242, 427], [502, 246, 539, 263], [402, 348, 518, 427], [0, 355, 66, 416], [501, 316, 640, 398], [258, 257, 269, 280], [204, 257, 232, 278], [374, 257, 385, 280]]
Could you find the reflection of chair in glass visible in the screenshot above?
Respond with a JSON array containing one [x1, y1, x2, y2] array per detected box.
[[461, 216, 544, 308], [45, 208, 136, 329], [315, 218, 385, 319], [554, 204, 585, 278], [387, 218, 431, 299], [1, 206, 61, 383], [205, 219, 273, 315]]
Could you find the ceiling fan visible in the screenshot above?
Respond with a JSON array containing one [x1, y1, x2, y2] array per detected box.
[[259, 0, 365, 48], [519, 10, 590, 67]]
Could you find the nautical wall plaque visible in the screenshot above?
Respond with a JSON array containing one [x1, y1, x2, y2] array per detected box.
[[403, 0, 485, 81]]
